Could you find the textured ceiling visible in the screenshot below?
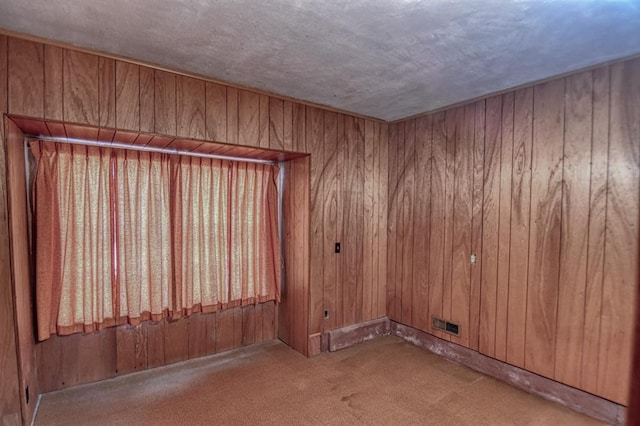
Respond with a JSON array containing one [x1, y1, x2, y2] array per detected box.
[[1, 0, 639, 121]]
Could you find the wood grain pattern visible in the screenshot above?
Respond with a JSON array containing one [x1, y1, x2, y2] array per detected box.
[[269, 98, 285, 150], [60, 329, 116, 388], [555, 71, 593, 388], [254, 303, 264, 342], [450, 104, 473, 347], [35, 334, 63, 393], [278, 160, 293, 345], [363, 120, 376, 322], [187, 313, 207, 359], [154, 70, 176, 135], [525, 79, 564, 378], [0, 36, 6, 113], [238, 90, 260, 146], [412, 116, 431, 331], [44, 45, 64, 121], [401, 120, 415, 326], [241, 305, 256, 346], [8, 37, 44, 118], [36, 304, 276, 393], [386, 123, 400, 321], [581, 66, 609, 395], [386, 57, 638, 405], [227, 87, 239, 145], [258, 95, 269, 148], [278, 156, 310, 355], [341, 117, 364, 325], [297, 157, 311, 354], [283, 100, 294, 151], [176, 76, 205, 139], [469, 99, 485, 352], [217, 308, 237, 353], [290, 119, 309, 350], [392, 122, 405, 322], [0, 114, 24, 424], [323, 111, 339, 331], [63, 49, 99, 125], [354, 118, 365, 323], [262, 301, 276, 340], [145, 320, 165, 369], [334, 114, 345, 327], [205, 82, 226, 143], [428, 113, 446, 339], [205, 311, 218, 355], [115, 61, 140, 131], [116, 326, 138, 375], [597, 59, 639, 404], [98, 57, 116, 128], [441, 108, 460, 342], [307, 106, 324, 335], [139, 66, 155, 133], [506, 88, 533, 367], [5, 119, 38, 424], [377, 123, 389, 319], [479, 96, 502, 356], [494, 93, 513, 361], [164, 319, 189, 365]]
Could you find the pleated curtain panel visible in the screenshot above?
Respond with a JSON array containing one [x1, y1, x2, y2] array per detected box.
[[31, 140, 281, 341]]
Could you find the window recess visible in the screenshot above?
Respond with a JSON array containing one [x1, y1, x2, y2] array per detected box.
[[29, 136, 282, 341]]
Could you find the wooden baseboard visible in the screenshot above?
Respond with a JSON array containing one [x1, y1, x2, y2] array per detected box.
[[392, 321, 625, 425], [308, 333, 322, 357], [327, 317, 390, 352]]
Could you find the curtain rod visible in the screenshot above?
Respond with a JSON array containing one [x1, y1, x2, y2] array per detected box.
[[26, 135, 277, 165]]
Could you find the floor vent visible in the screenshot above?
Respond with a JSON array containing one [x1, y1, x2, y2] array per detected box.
[[432, 317, 460, 336]]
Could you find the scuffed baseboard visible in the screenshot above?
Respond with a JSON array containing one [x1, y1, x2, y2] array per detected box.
[[308, 317, 391, 356], [392, 321, 625, 426]]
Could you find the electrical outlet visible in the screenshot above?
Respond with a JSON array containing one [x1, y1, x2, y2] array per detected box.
[[470, 252, 477, 264]]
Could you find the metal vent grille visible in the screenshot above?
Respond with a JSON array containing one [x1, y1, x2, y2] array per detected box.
[[432, 317, 460, 336]]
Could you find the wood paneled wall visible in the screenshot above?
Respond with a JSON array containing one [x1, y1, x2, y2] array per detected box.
[[0, 33, 388, 417], [36, 303, 276, 392], [307, 111, 388, 336], [387, 58, 640, 405], [388, 106, 483, 349], [4, 118, 37, 425], [0, 35, 22, 425], [280, 157, 310, 355]]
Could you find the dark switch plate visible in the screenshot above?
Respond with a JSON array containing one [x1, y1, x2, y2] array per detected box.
[[335, 243, 340, 254]]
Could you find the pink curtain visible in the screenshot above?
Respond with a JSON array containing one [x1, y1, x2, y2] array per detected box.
[[32, 140, 281, 341], [32, 142, 114, 341], [173, 158, 281, 315], [113, 150, 173, 324]]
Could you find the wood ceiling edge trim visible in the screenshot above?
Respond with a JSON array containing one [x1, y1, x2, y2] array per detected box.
[[0, 28, 386, 125]]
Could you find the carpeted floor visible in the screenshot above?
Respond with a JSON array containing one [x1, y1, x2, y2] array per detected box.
[[34, 336, 604, 425]]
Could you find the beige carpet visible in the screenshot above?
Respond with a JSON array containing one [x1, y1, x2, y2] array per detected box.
[[35, 336, 604, 425]]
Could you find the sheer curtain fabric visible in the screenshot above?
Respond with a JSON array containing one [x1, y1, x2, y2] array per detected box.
[[32, 140, 280, 341]]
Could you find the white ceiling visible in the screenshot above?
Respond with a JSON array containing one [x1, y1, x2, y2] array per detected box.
[[1, 0, 639, 121]]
